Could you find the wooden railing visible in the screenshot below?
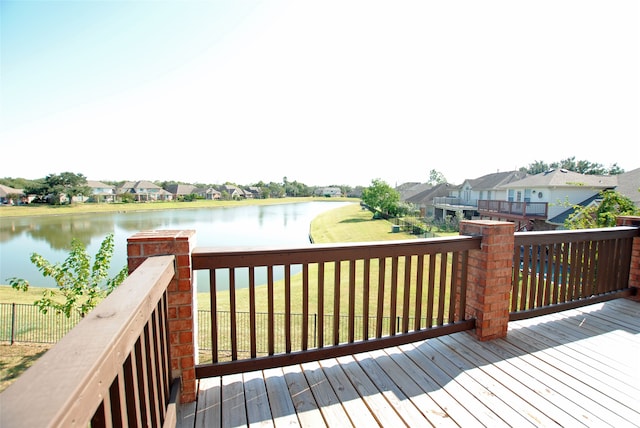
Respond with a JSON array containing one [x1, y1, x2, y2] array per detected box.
[[478, 199, 548, 218], [0, 256, 178, 428], [192, 236, 481, 378], [510, 226, 639, 320]]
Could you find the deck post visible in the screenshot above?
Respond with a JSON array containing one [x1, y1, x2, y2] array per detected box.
[[460, 220, 514, 341], [127, 230, 198, 403], [616, 216, 640, 294]]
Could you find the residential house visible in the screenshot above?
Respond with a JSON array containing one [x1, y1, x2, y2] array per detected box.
[[86, 180, 115, 202], [222, 184, 246, 199], [403, 182, 453, 218], [246, 186, 263, 199], [314, 187, 343, 197], [432, 171, 528, 220], [0, 184, 24, 204], [493, 168, 618, 229], [196, 186, 222, 200], [165, 184, 198, 200], [117, 180, 173, 202], [396, 182, 432, 201]]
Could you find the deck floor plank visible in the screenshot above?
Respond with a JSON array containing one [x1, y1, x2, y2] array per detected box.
[[243, 370, 274, 427], [281, 365, 325, 427], [186, 299, 640, 428]]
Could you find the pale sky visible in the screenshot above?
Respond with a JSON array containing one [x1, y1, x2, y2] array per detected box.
[[1, 0, 638, 187]]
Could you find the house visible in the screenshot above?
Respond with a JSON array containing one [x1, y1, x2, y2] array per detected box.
[[117, 180, 173, 202], [432, 171, 528, 220], [195, 186, 221, 200], [0, 184, 24, 204], [222, 184, 246, 199], [86, 180, 115, 202], [165, 184, 198, 199], [403, 182, 453, 217], [246, 186, 263, 199], [314, 187, 342, 197], [396, 182, 431, 200], [494, 168, 618, 229]]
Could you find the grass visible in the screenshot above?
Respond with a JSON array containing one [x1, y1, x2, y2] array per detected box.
[[0, 197, 358, 218]]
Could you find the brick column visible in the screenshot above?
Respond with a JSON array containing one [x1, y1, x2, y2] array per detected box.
[[459, 220, 514, 341], [616, 216, 640, 294], [127, 230, 198, 403]]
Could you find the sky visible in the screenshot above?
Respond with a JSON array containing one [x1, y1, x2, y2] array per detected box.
[[1, 0, 638, 187]]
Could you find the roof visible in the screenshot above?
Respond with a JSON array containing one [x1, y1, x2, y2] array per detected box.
[[86, 180, 113, 188], [119, 180, 162, 192], [165, 184, 197, 195], [0, 184, 23, 197], [398, 183, 432, 200], [615, 167, 640, 206], [405, 182, 453, 205], [547, 193, 603, 225], [500, 169, 618, 189], [463, 170, 528, 189]]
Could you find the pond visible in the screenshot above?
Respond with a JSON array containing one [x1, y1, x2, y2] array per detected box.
[[0, 201, 352, 291]]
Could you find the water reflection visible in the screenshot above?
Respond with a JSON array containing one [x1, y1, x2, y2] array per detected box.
[[0, 202, 351, 291]]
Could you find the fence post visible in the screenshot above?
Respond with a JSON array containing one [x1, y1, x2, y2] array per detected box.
[[616, 215, 640, 295], [127, 230, 198, 403], [460, 220, 515, 341], [10, 303, 16, 345]]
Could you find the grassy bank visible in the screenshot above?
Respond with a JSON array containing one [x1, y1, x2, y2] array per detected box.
[[0, 197, 358, 218]]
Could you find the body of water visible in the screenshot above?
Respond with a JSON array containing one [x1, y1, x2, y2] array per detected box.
[[0, 201, 352, 291]]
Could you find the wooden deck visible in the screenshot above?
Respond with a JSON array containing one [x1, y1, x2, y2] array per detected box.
[[179, 298, 640, 427]]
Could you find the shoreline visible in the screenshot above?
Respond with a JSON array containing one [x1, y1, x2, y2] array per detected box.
[[0, 197, 359, 218]]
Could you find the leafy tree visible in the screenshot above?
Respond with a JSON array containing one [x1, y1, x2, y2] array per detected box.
[[7, 233, 128, 318], [564, 190, 639, 229], [24, 172, 91, 204], [427, 169, 447, 185], [524, 158, 624, 176], [361, 178, 401, 217]]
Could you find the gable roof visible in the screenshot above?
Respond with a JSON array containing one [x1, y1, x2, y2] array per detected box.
[[165, 184, 197, 195], [119, 180, 162, 192], [463, 170, 528, 190], [500, 169, 617, 189], [398, 183, 432, 200], [405, 182, 453, 205], [87, 180, 113, 188], [0, 184, 23, 197], [615, 167, 640, 206], [548, 193, 604, 225]]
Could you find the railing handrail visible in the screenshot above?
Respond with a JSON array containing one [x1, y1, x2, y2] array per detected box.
[[0, 255, 176, 428], [192, 235, 480, 268]]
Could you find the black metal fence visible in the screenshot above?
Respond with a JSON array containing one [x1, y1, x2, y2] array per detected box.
[[1, 303, 435, 353], [197, 310, 438, 356], [0, 303, 81, 344]]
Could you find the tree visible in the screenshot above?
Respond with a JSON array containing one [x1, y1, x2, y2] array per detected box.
[[564, 190, 640, 229], [524, 158, 624, 176], [427, 169, 447, 185], [24, 172, 91, 204], [361, 178, 400, 217], [7, 233, 128, 318]]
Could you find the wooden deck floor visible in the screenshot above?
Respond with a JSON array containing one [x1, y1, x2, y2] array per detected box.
[[179, 298, 640, 427]]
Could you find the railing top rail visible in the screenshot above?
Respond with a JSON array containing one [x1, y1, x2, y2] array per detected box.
[[0, 255, 176, 428], [192, 235, 482, 269], [514, 225, 639, 245]]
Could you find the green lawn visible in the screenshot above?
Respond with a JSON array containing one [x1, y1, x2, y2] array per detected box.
[[0, 197, 358, 218]]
